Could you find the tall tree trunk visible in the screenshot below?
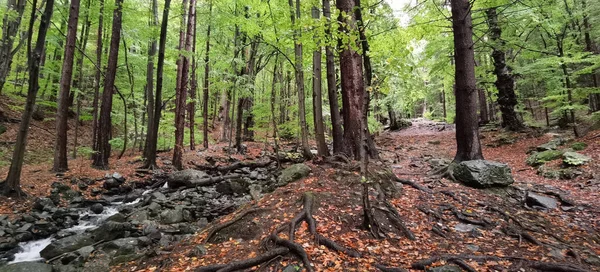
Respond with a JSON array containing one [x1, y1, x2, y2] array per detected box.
[[202, 1, 212, 149], [486, 8, 523, 130], [323, 0, 343, 154], [478, 88, 489, 124], [143, 0, 158, 159], [2, 0, 54, 196], [92, 0, 124, 168], [336, 0, 371, 160], [189, 0, 199, 150], [72, 0, 91, 159], [173, 0, 191, 170], [143, 0, 170, 169], [581, 0, 600, 112], [0, 0, 27, 94], [54, 0, 81, 172], [451, 0, 483, 162], [289, 0, 312, 159], [312, 6, 329, 157], [92, 0, 104, 155]]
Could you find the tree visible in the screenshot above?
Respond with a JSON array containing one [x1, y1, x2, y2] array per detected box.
[[91, 0, 104, 155], [92, 0, 124, 169], [312, 5, 328, 157], [54, 0, 81, 172], [202, 1, 212, 149], [323, 0, 343, 154], [288, 0, 312, 159], [486, 7, 523, 131], [0, 0, 27, 94], [143, 0, 171, 169], [143, 0, 158, 159], [1, 0, 55, 196], [173, 0, 191, 170], [450, 0, 483, 162]]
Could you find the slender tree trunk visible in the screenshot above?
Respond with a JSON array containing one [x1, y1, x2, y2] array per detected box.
[[311, 6, 329, 157], [323, 0, 343, 154], [54, 0, 81, 172], [92, 0, 124, 168], [92, 0, 104, 155], [582, 0, 600, 112], [486, 8, 523, 130], [202, 1, 212, 149], [72, 0, 91, 159], [2, 0, 54, 196], [143, 0, 158, 159], [189, 0, 199, 150], [442, 88, 447, 120], [173, 0, 190, 170], [478, 88, 489, 124], [451, 0, 483, 162], [0, 0, 27, 94], [143, 0, 171, 168], [289, 0, 312, 159]]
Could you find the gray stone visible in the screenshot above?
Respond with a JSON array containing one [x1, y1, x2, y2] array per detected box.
[[160, 206, 184, 224], [112, 172, 125, 183], [151, 191, 167, 202], [562, 151, 591, 166], [526, 192, 557, 209], [526, 150, 564, 166], [91, 221, 133, 241], [102, 237, 139, 256], [129, 210, 149, 222], [454, 223, 476, 233], [536, 138, 566, 151], [216, 179, 249, 195], [77, 245, 95, 260], [466, 244, 479, 252], [283, 265, 301, 272], [0, 262, 54, 272], [189, 244, 207, 257], [106, 213, 127, 223], [103, 178, 120, 190], [40, 233, 95, 259], [278, 163, 311, 186], [33, 197, 56, 212], [90, 203, 104, 214], [426, 265, 462, 272], [453, 160, 514, 188], [167, 169, 209, 188]]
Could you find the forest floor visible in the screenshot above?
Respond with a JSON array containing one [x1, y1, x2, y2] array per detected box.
[[122, 121, 600, 272], [1, 97, 600, 271]]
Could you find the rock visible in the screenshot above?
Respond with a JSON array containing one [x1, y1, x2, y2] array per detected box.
[[106, 213, 127, 223], [102, 237, 139, 256], [0, 237, 17, 251], [40, 233, 95, 259], [90, 188, 102, 196], [52, 182, 72, 193], [78, 182, 88, 190], [147, 202, 161, 216], [429, 158, 450, 168], [167, 169, 209, 188], [571, 142, 587, 151], [103, 178, 120, 190], [526, 192, 557, 209], [112, 172, 125, 183], [32, 197, 56, 212], [278, 163, 311, 186], [129, 210, 149, 222], [216, 179, 249, 195], [426, 265, 462, 272], [453, 160, 514, 188], [0, 262, 54, 272], [249, 171, 259, 179], [142, 221, 161, 240], [91, 221, 133, 241], [77, 245, 95, 260], [562, 151, 591, 166], [466, 244, 479, 252], [283, 265, 301, 272], [90, 203, 104, 214], [526, 150, 563, 166], [189, 244, 207, 257], [536, 138, 565, 151], [454, 223, 477, 233], [160, 206, 184, 224]]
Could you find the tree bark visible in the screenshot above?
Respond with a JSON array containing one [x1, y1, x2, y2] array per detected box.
[[92, 0, 123, 169], [478, 88, 489, 125], [92, 0, 104, 156], [323, 0, 343, 154], [173, 0, 191, 170], [581, 0, 600, 112], [0, 0, 27, 94], [2, 0, 54, 196], [486, 8, 523, 131], [143, 0, 158, 159], [289, 0, 312, 159], [143, 0, 171, 169], [189, 0, 199, 150], [202, 1, 212, 149], [312, 6, 329, 157], [451, 0, 483, 162], [54, 0, 81, 172]]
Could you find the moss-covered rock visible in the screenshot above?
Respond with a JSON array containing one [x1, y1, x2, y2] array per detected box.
[[453, 160, 514, 188], [571, 142, 587, 151], [536, 138, 566, 151], [278, 163, 311, 186], [562, 151, 591, 166], [526, 150, 563, 166]]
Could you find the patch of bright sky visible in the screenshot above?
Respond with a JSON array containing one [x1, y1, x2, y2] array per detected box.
[[386, 0, 415, 26]]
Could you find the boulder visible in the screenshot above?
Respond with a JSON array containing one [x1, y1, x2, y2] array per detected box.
[[160, 206, 184, 224], [0, 262, 53, 272], [526, 192, 557, 209], [91, 221, 133, 241], [453, 160, 514, 188], [278, 163, 311, 186], [167, 169, 209, 188], [526, 150, 563, 166], [40, 233, 95, 259], [102, 237, 139, 256], [216, 179, 249, 195], [112, 172, 125, 183], [536, 138, 565, 151], [562, 151, 591, 166], [32, 197, 56, 212], [90, 203, 104, 214]]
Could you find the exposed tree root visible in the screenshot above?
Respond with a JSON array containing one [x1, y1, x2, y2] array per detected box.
[[374, 263, 408, 272], [529, 261, 588, 272], [392, 175, 433, 193], [197, 192, 359, 271], [0, 182, 27, 198], [205, 207, 268, 243], [195, 247, 289, 272], [378, 199, 416, 240]]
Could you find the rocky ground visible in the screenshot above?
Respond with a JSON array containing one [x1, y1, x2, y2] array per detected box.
[[0, 120, 599, 272]]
